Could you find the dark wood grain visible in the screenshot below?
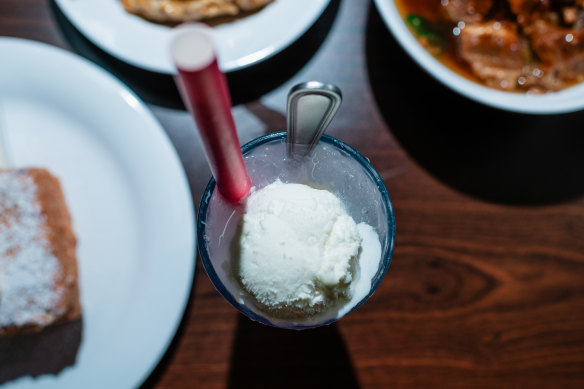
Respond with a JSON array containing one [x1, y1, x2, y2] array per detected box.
[[1, 0, 584, 388]]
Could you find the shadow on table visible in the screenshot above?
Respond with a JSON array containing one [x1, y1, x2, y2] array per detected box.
[[227, 315, 359, 389], [49, 0, 341, 108], [0, 318, 82, 385], [365, 4, 584, 206]]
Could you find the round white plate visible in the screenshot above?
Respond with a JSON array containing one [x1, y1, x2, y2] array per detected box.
[[54, 0, 330, 74], [0, 38, 195, 388], [373, 0, 584, 114]]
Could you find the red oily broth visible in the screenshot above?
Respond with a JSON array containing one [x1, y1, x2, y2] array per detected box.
[[393, 0, 490, 85], [393, 0, 584, 92], [395, 0, 442, 21]]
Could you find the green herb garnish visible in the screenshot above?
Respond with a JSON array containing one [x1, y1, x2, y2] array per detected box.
[[406, 14, 446, 54]]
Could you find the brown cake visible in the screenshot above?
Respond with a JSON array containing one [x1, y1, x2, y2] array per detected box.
[[0, 168, 81, 337]]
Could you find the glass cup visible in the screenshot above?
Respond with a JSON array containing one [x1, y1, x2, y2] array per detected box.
[[197, 132, 396, 329]]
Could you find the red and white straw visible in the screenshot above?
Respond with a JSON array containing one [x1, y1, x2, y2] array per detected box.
[[171, 24, 251, 202]]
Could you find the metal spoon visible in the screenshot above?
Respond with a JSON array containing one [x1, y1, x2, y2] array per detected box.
[[286, 81, 342, 156]]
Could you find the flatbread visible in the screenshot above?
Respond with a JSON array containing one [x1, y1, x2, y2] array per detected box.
[[121, 0, 273, 23]]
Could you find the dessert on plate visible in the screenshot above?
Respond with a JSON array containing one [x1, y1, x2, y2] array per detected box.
[[121, 0, 274, 23], [0, 168, 81, 337]]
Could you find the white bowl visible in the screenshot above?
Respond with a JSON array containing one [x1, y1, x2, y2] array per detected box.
[[373, 0, 584, 114]]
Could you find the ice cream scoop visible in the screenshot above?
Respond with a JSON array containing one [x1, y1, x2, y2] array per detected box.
[[236, 180, 363, 317]]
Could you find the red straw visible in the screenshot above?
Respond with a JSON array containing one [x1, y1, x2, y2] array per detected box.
[[171, 24, 251, 202]]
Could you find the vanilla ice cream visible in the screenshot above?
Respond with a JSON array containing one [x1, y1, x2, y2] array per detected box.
[[235, 180, 376, 319]]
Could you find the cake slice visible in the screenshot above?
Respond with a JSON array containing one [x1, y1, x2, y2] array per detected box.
[[0, 168, 80, 337]]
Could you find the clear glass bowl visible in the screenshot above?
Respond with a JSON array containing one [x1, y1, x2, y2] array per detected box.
[[197, 132, 396, 329]]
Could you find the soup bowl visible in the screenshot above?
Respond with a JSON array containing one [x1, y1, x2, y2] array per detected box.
[[373, 0, 584, 114]]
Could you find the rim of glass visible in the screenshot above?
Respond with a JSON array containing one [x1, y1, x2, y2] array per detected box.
[[197, 132, 396, 329]]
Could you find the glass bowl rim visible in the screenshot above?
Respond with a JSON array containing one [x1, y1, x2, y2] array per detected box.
[[197, 131, 396, 329]]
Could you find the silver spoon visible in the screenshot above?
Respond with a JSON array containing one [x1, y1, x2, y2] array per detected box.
[[286, 81, 342, 156]]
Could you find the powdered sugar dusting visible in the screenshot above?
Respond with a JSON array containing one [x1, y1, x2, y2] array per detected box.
[[0, 171, 64, 328]]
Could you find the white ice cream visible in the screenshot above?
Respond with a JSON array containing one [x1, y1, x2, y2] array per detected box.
[[236, 180, 371, 318]]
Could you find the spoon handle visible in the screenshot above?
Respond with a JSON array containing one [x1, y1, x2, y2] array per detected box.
[[286, 81, 342, 156]]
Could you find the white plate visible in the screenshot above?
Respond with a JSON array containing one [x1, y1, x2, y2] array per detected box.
[[54, 0, 330, 74], [0, 38, 195, 388], [373, 0, 584, 114]]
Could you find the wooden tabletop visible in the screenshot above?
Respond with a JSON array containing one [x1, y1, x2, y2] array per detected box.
[[2, 0, 584, 388]]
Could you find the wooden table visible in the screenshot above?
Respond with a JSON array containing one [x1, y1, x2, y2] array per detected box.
[[2, 0, 584, 387]]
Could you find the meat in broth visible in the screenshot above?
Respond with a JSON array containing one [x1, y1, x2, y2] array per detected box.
[[394, 0, 584, 93]]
